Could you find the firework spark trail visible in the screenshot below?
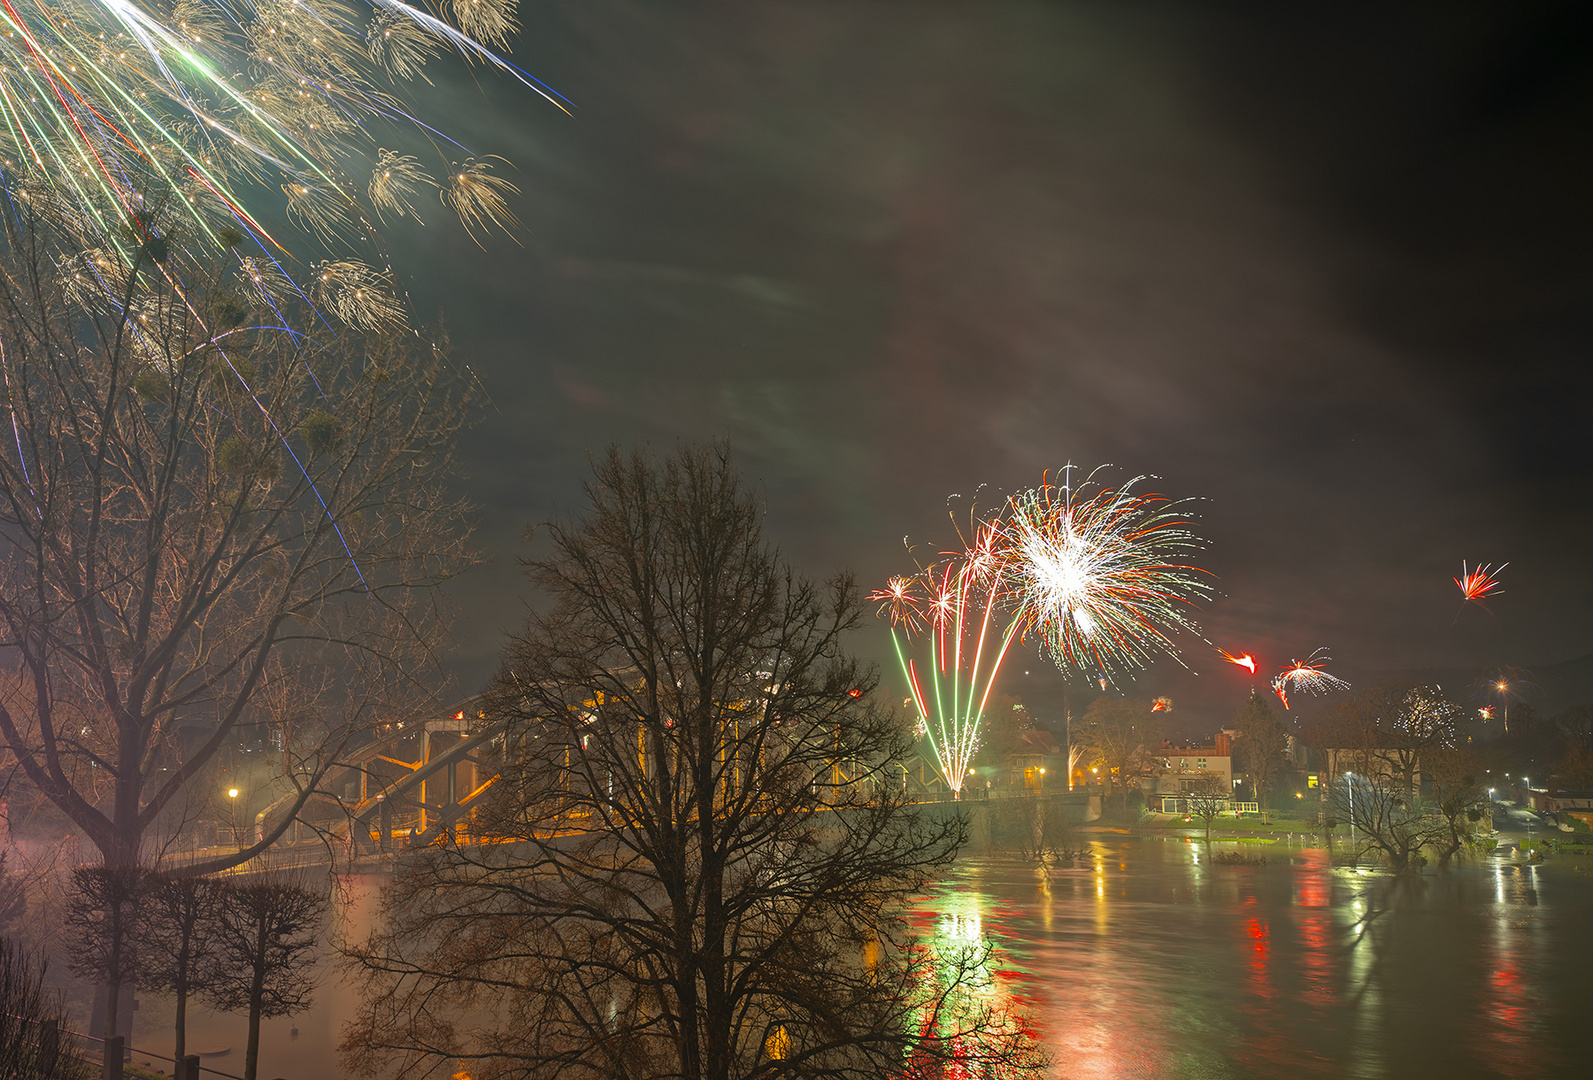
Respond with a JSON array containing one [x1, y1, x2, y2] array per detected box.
[[1271, 648, 1349, 710], [870, 550, 1022, 800], [0, 0, 556, 313], [999, 466, 1212, 685], [0, 0, 559, 585], [1217, 648, 1256, 675], [1455, 561, 1506, 611], [874, 466, 1213, 794]]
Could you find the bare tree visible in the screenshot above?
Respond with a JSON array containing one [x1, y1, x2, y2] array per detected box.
[[971, 694, 1036, 771], [1184, 773, 1229, 841], [343, 445, 1043, 1080], [0, 205, 476, 875], [0, 852, 24, 938], [1304, 684, 1460, 803], [138, 871, 220, 1068], [1233, 691, 1288, 810], [0, 936, 92, 1080], [205, 873, 328, 1080], [1075, 695, 1159, 812], [1426, 746, 1493, 869], [1554, 705, 1593, 788], [61, 865, 145, 1039], [1329, 772, 1442, 872]]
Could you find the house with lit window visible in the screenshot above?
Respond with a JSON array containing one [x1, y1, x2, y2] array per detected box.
[[1149, 732, 1234, 809]]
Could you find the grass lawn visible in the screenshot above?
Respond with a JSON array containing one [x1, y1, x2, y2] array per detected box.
[[1137, 811, 1319, 834]]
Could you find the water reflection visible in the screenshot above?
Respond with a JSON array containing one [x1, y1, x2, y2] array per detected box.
[[127, 850, 1592, 1080], [910, 842, 1592, 1080]]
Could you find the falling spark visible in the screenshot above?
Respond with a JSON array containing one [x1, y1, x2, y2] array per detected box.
[[1218, 648, 1257, 675]]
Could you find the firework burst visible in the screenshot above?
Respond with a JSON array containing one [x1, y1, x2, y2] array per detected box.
[[1271, 648, 1349, 710], [1000, 467, 1212, 684], [1454, 561, 1506, 613], [1217, 648, 1257, 675], [874, 467, 1213, 794]]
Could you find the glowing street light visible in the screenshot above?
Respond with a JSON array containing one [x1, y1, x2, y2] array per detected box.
[[227, 787, 240, 800]]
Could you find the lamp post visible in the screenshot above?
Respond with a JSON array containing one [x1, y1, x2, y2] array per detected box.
[[226, 786, 240, 847], [1523, 777, 1533, 847], [1344, 772, 1357, 866]]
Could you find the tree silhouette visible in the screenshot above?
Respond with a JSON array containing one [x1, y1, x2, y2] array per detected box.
[[61, 865, 145, 1040], [206, 874, 327, 1080], [1075, 695, 1160, 811], [1184, 773, 1229, 841], [0, 937, 91, 1080], [138, 872, 220, 1068], [0, 205, 476, 876], [1234, 692, 1289, 810], [343, 445, 1043, 1080]]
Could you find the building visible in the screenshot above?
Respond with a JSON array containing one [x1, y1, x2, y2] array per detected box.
[[1318, 746, 1423, 792], [1541, 779, 1593, 828], [1149, 733, 1233, 804]]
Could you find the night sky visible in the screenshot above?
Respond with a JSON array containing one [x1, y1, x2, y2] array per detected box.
[[393, 1, 1593, 731]]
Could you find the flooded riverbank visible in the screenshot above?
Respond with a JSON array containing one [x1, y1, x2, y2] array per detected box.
[[117, 840, 1593, 1079], [910, 840, 1592, 1079]]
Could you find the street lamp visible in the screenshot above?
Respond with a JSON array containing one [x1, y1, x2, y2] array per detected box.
[[1344, 772, 1358, 864], [225, 786, 241, 846]]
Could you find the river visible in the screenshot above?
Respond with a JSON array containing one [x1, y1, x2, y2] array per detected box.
[[909, 839, 1591, 1079], [135, 839, 1592, 1079]]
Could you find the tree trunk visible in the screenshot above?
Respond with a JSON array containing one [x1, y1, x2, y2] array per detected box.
[[104, 975, 121, 1044], [246, 928, 267, 1080], [174, 980, 188, 1072], [246, 987, 262, 1080]]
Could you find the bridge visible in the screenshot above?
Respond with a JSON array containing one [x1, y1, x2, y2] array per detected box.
[[246, 702, 1000, 860]]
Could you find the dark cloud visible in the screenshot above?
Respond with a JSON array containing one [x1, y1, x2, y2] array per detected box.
[[404, 1, 1593, 729]]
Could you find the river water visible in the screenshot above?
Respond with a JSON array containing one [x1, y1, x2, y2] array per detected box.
[[137, 839, 1592, 1079], [909, 839, 1592, 1080]]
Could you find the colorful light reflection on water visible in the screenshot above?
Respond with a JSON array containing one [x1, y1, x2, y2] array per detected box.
[[906, 842, 1592, 1080]]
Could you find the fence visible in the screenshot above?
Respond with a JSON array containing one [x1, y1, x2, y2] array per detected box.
[[8, 1018, 251, 1080], [1159, 798, 1261, 815]]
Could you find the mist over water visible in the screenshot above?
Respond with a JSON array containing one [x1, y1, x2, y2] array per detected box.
[[123, 845, 1591, 1079]]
